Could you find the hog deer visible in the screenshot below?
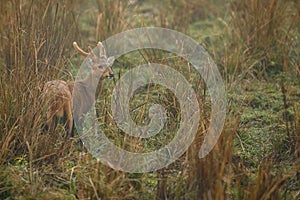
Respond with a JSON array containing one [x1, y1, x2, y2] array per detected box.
[[42, 41, 115, 137]]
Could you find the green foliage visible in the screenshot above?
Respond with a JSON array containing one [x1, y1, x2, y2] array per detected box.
[[0, 0, 299, 199]]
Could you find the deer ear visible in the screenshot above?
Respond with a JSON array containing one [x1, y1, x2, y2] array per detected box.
[[97, 42, 107, 57], [107, 56, 115, 66]]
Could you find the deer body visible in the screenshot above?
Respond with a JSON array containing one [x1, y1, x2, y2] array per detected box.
[[43, 42, 115, 136], [43, 80, 73, 135]]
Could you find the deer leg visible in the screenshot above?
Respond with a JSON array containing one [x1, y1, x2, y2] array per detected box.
[[65, 101, 73, 137], [46, 110, 56, 133]]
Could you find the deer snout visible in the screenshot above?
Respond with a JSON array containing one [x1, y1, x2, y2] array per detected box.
[[109, 71, 114, 78]]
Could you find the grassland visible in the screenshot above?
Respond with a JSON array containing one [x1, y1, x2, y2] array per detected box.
[[0, 0, 299, 199]]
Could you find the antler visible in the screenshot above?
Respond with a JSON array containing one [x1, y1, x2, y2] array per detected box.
[[97, 42, 107, 57], [73, 42, 89, 57]]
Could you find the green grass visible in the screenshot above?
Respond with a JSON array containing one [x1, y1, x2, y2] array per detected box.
[[0, 0, 299, 199]]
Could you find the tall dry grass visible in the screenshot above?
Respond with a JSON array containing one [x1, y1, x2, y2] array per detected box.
[[0, 0, 299, 199], [75, 0, 130, 42], [0, 0, 77, 164], [0, 0, 134, 198], [228, 0, 299, 74]]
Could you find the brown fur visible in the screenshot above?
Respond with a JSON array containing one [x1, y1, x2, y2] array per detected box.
[[42, 42, 115, 136]]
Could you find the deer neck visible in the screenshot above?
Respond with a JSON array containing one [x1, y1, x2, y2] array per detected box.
[[81, 71, 103, 98]]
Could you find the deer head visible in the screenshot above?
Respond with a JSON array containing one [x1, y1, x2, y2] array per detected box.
[[73, 41, 115, 79]]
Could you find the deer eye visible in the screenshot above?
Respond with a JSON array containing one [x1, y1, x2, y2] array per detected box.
[[87, 58, 93, 65]]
